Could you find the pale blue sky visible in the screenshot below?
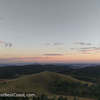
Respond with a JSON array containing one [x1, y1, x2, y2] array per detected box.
[[0, 0, 100, 63]]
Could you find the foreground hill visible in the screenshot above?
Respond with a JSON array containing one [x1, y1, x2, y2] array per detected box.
[[0, 71, 92, 96]]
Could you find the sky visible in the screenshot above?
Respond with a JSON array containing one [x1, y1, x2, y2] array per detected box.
[[0, 0, 100, 63]]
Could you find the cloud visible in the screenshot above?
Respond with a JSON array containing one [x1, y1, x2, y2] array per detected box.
[[43, 53, 63, 56], [80, 51, 92, 54], [79, 47, 100, 51], [74, 42, 92, 46], [71, 46, 100, 54], [45, 43, 51, 46], [45, 42, 64, 46], [0, 57, 44, 63], [0, 40, 13, 48], [5, 43, 13, 48], [79, 49, 92, 54], [0, 56, 62, 63], [53, 42, 64, 46]]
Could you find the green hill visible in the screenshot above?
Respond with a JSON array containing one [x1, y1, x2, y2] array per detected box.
[[0, 71, 92, 95], [64, 66, 100, 83]]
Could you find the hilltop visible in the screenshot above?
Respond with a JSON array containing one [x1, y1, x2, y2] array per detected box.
[[0, 71, 92, 96]]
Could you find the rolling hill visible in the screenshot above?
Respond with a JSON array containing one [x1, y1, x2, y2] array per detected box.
[[63, 66, 100, 83], [0, 64, 100, 84], [0, 64, 71, 79], [0, 71, 92, 96]]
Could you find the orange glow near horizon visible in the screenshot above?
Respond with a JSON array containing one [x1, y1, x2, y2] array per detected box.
[[0, 53, 100, 63], [0, 47, 100, 63]]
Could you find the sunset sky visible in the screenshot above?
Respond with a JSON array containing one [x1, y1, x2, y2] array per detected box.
[[0, 0, 100, 63]]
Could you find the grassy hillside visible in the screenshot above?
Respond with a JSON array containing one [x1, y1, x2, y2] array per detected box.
[[0, 71, 92, 95], [0, 64, 100, 84], [63, 66, 100, 83]]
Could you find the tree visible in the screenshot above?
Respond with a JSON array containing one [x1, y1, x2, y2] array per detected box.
[[58, 96, 64, 100], [73, 96, 78, 100], [40, 94, 48, 100]]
